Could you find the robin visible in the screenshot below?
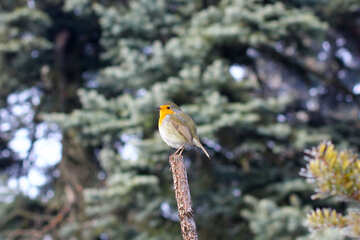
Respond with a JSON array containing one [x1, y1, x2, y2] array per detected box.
[[157, 102, 210, 158]]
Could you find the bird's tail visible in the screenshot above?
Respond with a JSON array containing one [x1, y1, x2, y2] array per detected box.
[[193, 137, 210, 159]]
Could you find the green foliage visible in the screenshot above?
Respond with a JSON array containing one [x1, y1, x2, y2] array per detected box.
[[0, 3, 51, 104], [0, 7, 51, 52], [241, 195, 308, 240]]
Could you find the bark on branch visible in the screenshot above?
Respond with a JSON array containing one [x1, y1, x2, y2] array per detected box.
[[169, 153, 198, 240]]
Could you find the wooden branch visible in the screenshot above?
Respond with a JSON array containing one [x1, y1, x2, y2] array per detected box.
[[169, 153, 198, 240]]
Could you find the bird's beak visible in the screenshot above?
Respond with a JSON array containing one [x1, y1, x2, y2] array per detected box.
[[155, 107, 160, 111]]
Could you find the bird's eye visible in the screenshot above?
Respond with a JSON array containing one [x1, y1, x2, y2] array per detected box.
[[167, 106, 170, 109]]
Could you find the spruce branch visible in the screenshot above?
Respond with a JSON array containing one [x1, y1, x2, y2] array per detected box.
[[301, 141, 360, 201], [302, 141, 360, 238], [169, 153, 198, 240]]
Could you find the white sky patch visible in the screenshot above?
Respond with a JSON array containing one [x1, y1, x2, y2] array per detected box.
[[8, 87, 41, 106], [306, 99, 319, 111], [317, 51, 327, 61], [31, 50, 39, 58], [5, 88, 61, 198], [0, 109, 12, 135], [7, 88, 41, 124], [353, 83, 360, 95], [83, 71, 99, 88], [309, 88, 318, 97], [27, 0, 36, 8], [7, 130, 61, 198], [9, 129, 31, 158], [85, 79, 99, 88], [33, 137, 62, 168], [7, 94, 17, 104], [203, 138, 221, 151], [322, 41, 331, 52], [246, 48, 259, 58], [36, 122, 48, 138], [0, 122, 11, 132], [18, 177, 30, 191], [136, 88, 147, 98], [336, 38, 346, 47], [120, 143, 138, 161], [0, 108, 10, 118], [336, 48, 355, 68], [7, 125, 62, 197], [118, 134, 139, 161], [12, 103, 32, 117], [160, 201, 179, 221], [143, 46, 153, 55], [229, 64, 246, 81], [27, 188, 39, 199], [35, 122, 62, 139], [19, 176, 39, 198], [232, 188, 242, 197], [8, 177, 39, 199], [28, 168, 47, 186], [8, 178, 18, 189], [277, 114, 286, 123]]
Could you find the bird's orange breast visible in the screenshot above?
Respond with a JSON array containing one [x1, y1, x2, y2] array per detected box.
[[158, 108, 175, 127]]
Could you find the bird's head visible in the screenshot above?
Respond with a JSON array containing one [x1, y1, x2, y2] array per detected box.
[[157, 103, 181, 125], [157, 102, 180, 114]]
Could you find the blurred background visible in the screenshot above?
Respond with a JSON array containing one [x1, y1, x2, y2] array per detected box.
[[1, 0, 360, 239]]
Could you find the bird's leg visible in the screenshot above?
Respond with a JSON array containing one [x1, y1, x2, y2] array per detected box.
[[179, 146, 184, 156], [174, 144, 185, 156], [174, 147, 181, 155]]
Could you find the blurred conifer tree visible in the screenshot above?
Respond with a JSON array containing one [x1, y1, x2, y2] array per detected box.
[[0, 0, 360, 239]]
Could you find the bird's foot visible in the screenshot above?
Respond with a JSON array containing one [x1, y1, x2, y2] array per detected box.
[[174, 145, 185, 156], [185, 209, 193, 217], [179, 146, 184, 156]]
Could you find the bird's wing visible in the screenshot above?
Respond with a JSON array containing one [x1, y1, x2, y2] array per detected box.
[[169, 115, 193, 143]]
